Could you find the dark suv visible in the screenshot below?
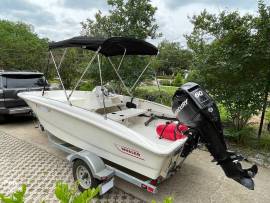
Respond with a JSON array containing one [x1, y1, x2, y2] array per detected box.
[[0, 71, 48, 122]]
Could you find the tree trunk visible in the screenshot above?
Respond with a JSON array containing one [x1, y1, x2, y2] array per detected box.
[[258, 86, 269, 139]]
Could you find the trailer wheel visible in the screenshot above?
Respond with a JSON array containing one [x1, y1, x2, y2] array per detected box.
[[73, 159, 99, 192]]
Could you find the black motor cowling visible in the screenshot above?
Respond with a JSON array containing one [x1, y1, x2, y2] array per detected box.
[[172, 82, 258, 190]]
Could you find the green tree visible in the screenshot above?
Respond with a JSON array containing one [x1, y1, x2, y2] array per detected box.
[[253, 0, 270, 138], [186, 10, 265, 131], [58, 49, 82, 89], [0, 20, 48, 72], [80, 0, 161, 92], [155, 40, 193, 76], [81, 0, 161, 39]]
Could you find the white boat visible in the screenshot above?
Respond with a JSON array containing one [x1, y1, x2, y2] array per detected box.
[[19, 37, 187, 181], [19, 36, 257, 192], [19, 89, 187, 179]]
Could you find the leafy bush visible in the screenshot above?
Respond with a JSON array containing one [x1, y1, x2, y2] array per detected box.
[[184, 69, 199, 83], [134, 88, 172, 106], [172, 73, 184, 87], [0, 184, 26, 203], [0, 182, 173, 203], [224, 126, 256, 143], [224, 126, 270, 151], [0, 182, 100, 203], [218, 104, 230, 123], [79, 81, 95, 91], [159, 79, 172, 86], [55, 181, 100, 203]]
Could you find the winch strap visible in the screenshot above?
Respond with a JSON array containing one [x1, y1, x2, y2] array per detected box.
[[159, 122, 170, 139], [174, 122, 182, 140]]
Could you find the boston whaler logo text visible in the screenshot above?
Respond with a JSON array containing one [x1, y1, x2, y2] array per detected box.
[[175, 99, 188, 115], [115, 144, 144, 160]]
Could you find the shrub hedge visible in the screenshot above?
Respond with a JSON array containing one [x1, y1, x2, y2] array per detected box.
[[134, 88, 172, 106], [159, 79, 172, 86], [79, 81, 95, 91]]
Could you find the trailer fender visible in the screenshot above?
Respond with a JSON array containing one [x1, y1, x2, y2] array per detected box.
[[67, 150, 114, 180]]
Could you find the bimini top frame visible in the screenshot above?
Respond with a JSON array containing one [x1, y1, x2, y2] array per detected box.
[[45, 36, 158, 107]]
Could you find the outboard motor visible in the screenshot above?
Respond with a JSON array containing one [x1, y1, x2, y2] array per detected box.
[[172, 82, 258, 190]]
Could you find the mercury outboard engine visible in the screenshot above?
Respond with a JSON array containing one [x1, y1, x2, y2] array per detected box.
[[172, 82, 258, 190]]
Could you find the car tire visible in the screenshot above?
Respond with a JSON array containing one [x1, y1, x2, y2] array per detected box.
[[73, 159, 99, 192]]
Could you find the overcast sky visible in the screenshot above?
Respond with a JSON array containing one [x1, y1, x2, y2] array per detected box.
[[0, 0, 269, 45]]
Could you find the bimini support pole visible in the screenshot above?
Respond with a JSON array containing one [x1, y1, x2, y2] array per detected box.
[[130, 59, 152, 92], [154, 71, 163, 103], [117, 48, 126, 71], [68, 47, 101, 100], [42, 51, 51, 96], [107, 57, 133, 97], [97, 54, 107, 119], [50, 48, 71, 105]]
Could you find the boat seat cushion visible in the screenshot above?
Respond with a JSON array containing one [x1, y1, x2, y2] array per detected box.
[[107, 108, 147, 121]]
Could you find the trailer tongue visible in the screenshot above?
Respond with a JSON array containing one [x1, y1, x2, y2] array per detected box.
[[172, 82, 258, 190]]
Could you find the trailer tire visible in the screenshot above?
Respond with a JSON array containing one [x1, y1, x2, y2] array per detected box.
[[73, 159, 99, 192]]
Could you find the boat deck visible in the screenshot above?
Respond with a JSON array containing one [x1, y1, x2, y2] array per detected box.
[[107, 108, 147, 121], [127, 116, 179, 146]]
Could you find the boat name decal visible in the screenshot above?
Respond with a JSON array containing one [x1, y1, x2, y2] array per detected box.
[[115, 144, 144, 160]]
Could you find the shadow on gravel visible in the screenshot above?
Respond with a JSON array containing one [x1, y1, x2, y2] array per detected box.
[[2, 114, 36, 124]]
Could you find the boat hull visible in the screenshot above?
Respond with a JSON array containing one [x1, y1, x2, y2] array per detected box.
[[19, 92, 186, 179]]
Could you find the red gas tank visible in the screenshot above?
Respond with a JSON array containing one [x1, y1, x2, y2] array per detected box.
[[156, 122, 188, 141]]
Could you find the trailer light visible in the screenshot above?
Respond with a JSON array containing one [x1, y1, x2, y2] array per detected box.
[[147, 186, 154, 193], [150, 179, 158, 186], [150, 176, 162, 185]]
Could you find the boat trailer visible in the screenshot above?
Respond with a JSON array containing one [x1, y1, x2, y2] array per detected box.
[[47, 132, 165, 195]]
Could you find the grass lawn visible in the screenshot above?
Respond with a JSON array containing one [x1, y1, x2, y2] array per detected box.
[[138, 85, 178, 96]]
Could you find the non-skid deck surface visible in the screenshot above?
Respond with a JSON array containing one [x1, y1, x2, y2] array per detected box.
[[107, 108, 147, 121], [0, 131, 144, 203]]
